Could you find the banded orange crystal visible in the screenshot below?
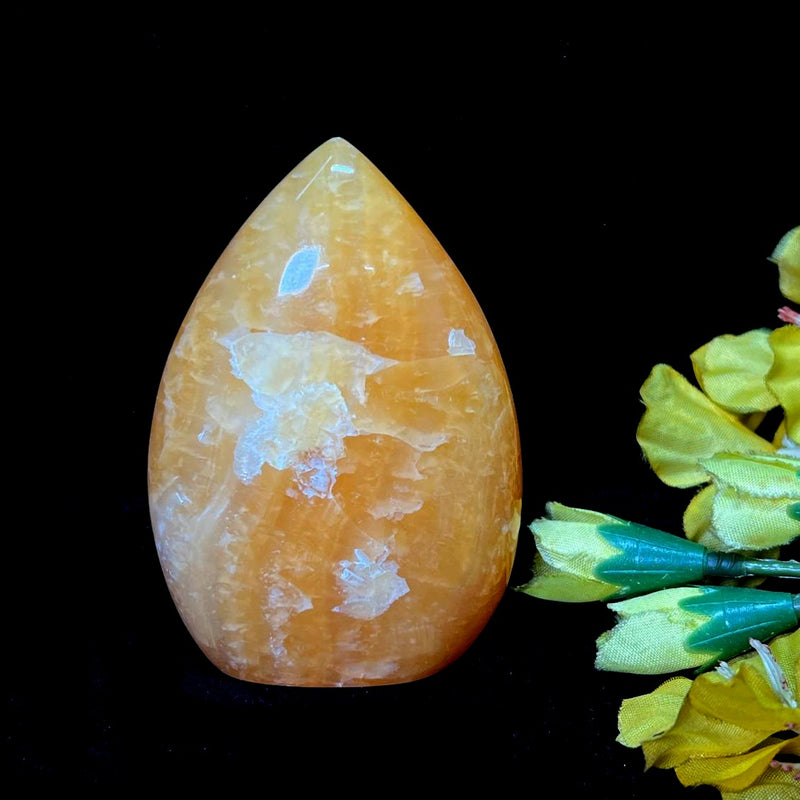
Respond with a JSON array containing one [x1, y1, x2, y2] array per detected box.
[[148, 138, 522, 686]]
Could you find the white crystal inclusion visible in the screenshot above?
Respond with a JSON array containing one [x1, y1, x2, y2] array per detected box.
[[229, 330, 395, 404], [278, 245, 326, 296], [333, 546, 410, 620], [233, 382, 357, 495], [397, 272, 424, 295], [448, 328, 476, 356]]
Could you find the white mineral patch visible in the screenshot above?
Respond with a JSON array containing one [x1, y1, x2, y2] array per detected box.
[[333, 546, 409, 620], [205, 389, 256, 435], [233, 382, 357, 495], [229, 330, 395, 404], [227, 329, 456, 496], [278, 245, 328, 296], [447, 328, 476, 356], [197, 422, 216, 444], [338, 659, 400, 683], [368, 492, 424, 521], [396, 272, 424, 296], [261, 571, 313, 659], [227, 331, 411, 496], [292, 451, 340, 499], [353, 309, 381, 327]]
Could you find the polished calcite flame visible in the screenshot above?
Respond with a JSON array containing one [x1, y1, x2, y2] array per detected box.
[[148, 138, 522, 687]]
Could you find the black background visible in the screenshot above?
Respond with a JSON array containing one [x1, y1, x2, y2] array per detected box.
[[10, 12, 799, 796]]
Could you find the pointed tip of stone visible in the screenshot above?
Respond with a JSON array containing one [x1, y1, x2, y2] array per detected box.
[[304, 137, 371, 175], [291, 138, 365, 180], [320, 136, 359, 153]]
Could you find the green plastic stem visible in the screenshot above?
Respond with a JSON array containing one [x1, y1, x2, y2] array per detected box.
[[704, 552, 800, 580], [739, 558, 800, 578]]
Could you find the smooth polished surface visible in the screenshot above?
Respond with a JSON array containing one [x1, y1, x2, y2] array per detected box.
[[148, 138, 522, 686]]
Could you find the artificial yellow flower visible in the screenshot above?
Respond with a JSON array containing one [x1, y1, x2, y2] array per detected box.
[[616, 676, 692, 747], [721, 767, 800, 799], [637, 326, 800, 551], [767, 325, 800, 444], [690, 328, 776, 418], [595, 586, 799, 675], [675, 737, 799, 794], [520, 502, 800, 602], [636, 362, 774, 489], [617, 630, 800, 797], [519, 503, 708, 602], [769, 226, 800, 304], [683, 452, 800, 552], [529, 225, 800, 799]]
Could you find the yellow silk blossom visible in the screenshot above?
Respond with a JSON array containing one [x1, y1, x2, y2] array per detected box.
[[518, 503, 714, 603], [769, 226, 800, 304], [684, 452, 800, 553], [636, 325, 800, 552], [520, 503, 624, 602], [596, 587, 715, 674], [594, 586, 799, 675], [617, 630, 800, 797]]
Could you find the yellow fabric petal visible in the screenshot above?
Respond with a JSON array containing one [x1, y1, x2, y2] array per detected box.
[[529, 519, 621, 576], [768, 630, 799, 700], [674, 739, 789, 791], [773, 419, 789, 448], [767, 325, 800, 443], [687, 453, 800, 550], [519, 554, 617, 602], [684, 484, 725, 547], [769, 226, 800, 304], [691, 329, 777, 414], [644, 632, 800, 770], [637, 364, 774, 488], [683, 486, 784, 582], [741, 411, 768, 431], [710, 487, 800, 551], [520, 515, 621, 601], [545, 501, 621, 525], [691, 661, 800, 733], [596, 588, 712, 674], [642, 704, 771, 769], [701, 452, 800, 499], [721, 767, 800, 800], [616, 677, 692, 748], [644, 631, 800, 783]]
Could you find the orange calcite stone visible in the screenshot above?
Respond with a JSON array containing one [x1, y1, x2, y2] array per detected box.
[[148, 138, 522, 686]]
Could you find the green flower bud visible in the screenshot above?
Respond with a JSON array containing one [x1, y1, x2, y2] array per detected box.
[[518, 503, 799, 603], [593, 522, 707, 597], [595, 586, 799, 675]]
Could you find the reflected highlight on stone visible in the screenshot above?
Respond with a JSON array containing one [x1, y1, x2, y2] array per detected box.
[[148, 138, 522, 686]]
